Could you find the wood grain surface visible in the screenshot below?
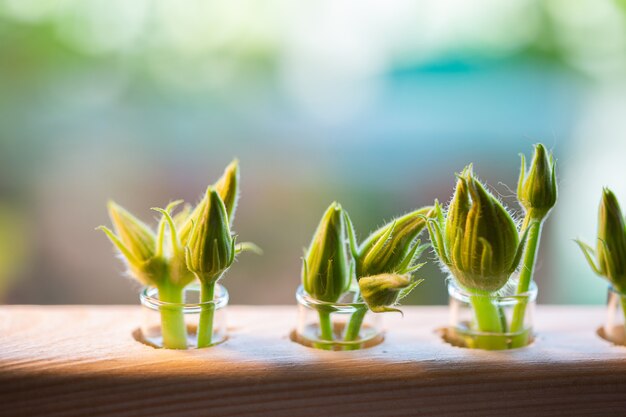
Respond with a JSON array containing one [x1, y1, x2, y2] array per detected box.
[[0, 305, 625, 417]]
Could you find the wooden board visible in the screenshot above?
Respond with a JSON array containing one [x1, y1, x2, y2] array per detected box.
[[1, 305, 625, 417]]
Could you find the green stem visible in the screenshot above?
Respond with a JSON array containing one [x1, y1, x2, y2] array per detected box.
[[470, 294, 508, 350], [318, 310, 333, 344], [157, 283, 188, 349], [342, 308, 367, 351], [196, 281, 216, 348], [344, 308, 366, 342], [510, 219, 542, 335], [344, 289, 366, 344]]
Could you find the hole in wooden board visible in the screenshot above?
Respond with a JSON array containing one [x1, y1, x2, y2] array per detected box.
[[289, 322, 384, 351], [132, 325, 228, 349], [437, 326, 535, 351], [597, 326, 626, 347]]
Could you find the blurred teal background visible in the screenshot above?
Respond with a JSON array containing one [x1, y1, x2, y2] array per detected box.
[[1, 0, 625, 305]]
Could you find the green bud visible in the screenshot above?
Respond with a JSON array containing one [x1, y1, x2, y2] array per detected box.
[[428, 166, 525, 292], [577, 188, 626, 292], [517, 143, 557, 220], [97, 201, 165, 285], [302, 202, 352, 302], [358, 273, 422, 313], [214, 159, 240, 225], [185, 188, 235, 284], [356, 206, 432, 277], [179, 159, 240, 245], [597, 189, 626, 285]]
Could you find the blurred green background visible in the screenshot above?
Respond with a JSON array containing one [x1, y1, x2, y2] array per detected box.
[[1, 0, 625, 305]]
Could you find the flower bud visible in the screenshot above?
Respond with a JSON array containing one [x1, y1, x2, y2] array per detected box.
[[357, 206, 432, 277], [302, 202, 351, 302], [577, 188, 626, 292], [179, 159, 240, 245], [517, 143, 557, 220], [97, 201, 164, 285], [430, 166, 525, 292], [185, 188, 235, 284], [358, 273, 421, 313]]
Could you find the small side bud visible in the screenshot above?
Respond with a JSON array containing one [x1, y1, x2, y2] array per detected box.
[[358, 273, 421, 314], [517, 143, 557, 220]]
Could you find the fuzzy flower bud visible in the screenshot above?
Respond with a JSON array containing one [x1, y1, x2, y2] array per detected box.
[[358, 273, 422, 313], [577, 188, 626, 292], [97, 201, 164, 285], [185, 188, 235, 284], [427, 166, 526, 293], [302, 202, 352, 302], [179, 159, 240, 245], [356, 206, 432, 278], [517, 143, 557, 220]]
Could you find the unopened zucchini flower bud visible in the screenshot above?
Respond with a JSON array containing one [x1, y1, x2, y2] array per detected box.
[[518, 143, 557, 221], [179, 159, 240, 245], [427, 166, 526, 293], [302, 202, 352, 302], [185, 188, 235, 284], [356, 206, 433, 278], [576, 188, 626, 293], [359, 273, 423, 314], [97, 201, 165, 285]]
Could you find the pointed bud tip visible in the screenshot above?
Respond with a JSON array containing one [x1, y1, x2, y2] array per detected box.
[[222, 158, 240, 176], [107, 200, 120, 212], [603, 187, 615, 200], [208, 187, 220, 197], [204, 187, 222, 203], [323, 202, 343, 222], [462, 164, 474, 177]]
